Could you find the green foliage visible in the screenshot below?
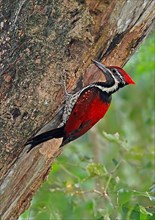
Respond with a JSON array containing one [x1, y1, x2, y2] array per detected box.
[[20, 32, 155, 220]]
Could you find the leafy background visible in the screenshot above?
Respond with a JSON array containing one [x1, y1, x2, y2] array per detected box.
[[20, 32, 155, 220]]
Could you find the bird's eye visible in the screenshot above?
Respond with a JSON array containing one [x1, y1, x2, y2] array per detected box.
[[112, 69, 116, 73]]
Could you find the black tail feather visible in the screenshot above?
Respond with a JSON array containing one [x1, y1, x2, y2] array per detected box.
[[26, 126, 64, 152]]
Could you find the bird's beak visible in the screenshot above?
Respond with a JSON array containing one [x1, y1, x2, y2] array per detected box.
[[92, 60, 110, 75]]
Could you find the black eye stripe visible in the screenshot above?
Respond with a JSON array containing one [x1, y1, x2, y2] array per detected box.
[[112, 68, 125, 84]]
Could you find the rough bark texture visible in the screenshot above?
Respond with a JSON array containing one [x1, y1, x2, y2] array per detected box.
[[0, 0, 154, 219]]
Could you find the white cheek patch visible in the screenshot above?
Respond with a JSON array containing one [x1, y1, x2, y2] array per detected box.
[[94, 80, 119, 93], [114, 68, 125, 85], [94, 72, 119, 93]]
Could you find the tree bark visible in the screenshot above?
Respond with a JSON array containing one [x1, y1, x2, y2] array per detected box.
[[0, 0, 154, 219]]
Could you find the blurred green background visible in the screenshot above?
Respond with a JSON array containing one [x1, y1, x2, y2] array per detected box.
[[20, 32, 155, 220]]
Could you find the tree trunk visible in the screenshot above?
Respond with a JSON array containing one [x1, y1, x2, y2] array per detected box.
[[0, 0, 154, 219]]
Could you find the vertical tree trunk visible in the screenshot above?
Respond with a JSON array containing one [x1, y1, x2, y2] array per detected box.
[[0, 0, 154, 219]]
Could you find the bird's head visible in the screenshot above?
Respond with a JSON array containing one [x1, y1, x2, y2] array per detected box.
[[107, 65, 135, 86], [93, 60, 135, 93]]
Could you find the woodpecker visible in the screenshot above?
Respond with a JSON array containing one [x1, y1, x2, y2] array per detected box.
[[26, 60, 135, 151]]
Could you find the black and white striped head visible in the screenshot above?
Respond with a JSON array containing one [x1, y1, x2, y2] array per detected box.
[[93, 60, 135, 93]]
